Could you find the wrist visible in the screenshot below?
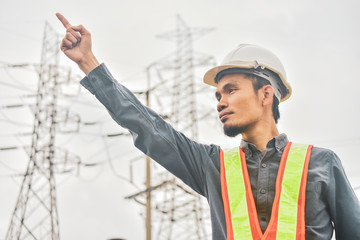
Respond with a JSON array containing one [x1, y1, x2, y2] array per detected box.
[[78, 52, 100, 76]]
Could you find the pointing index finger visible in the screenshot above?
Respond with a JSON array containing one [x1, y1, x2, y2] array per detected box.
[[56, 13, 72, 28]]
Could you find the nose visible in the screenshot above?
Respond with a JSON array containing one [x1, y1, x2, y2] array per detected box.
[[217, 97, 228, 112]]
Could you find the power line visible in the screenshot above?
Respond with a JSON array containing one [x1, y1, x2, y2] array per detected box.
[[102, 137, 139, 188], [5, 22, 62, 240], [126, 15, 214, 240], [0, 80, 35, 92], [3, 67, 37, 88], [0, 109, 33, 127]]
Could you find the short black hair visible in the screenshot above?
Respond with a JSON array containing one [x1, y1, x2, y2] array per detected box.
[[250, 75, 280, 123]]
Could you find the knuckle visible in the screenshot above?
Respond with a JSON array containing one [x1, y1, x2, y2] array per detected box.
[[64, 39, 72, 48]]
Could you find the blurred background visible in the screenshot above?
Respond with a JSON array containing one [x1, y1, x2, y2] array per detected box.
[[0, 0, 359, 239]]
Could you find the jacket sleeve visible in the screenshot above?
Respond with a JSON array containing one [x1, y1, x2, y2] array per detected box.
[[325, 150, 360, 239], [80, 63, 218, 196]]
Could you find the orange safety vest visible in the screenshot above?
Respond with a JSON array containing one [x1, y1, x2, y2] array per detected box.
[[220, 142, 313, 240]]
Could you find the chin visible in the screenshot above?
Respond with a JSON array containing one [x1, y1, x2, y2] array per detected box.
[[223, 124, 247, 137]]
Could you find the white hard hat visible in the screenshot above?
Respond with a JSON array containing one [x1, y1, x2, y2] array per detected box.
[[203, 44, 292, 102]]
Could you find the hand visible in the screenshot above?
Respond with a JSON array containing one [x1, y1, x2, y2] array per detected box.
[[56, 13, 99, 75]]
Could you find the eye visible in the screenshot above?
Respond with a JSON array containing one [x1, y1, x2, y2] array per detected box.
[[229, 88, 237, 94], [215, 92, 221, 102]]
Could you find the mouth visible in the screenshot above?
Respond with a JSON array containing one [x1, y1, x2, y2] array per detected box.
[[219, 112, 232, 123]]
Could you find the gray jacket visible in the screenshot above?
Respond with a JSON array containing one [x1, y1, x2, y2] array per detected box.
[[81, 64, 360, 240]]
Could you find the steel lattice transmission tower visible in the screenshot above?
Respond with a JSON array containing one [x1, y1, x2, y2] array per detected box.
[[127, 15, 216, 240], [156, 15, 215, 139], [5, 22, 61, 240]]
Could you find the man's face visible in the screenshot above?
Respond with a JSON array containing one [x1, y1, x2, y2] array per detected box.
[[215, 73, 263, 137]]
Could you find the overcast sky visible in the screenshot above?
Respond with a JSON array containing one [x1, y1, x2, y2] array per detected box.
[[0, 0, 360, 239]]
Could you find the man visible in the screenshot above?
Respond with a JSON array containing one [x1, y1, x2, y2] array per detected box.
[[56, 13, 360, 239]]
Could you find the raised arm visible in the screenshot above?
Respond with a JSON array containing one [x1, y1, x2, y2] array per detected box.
[[56, 13, 99, 75], [55, 13, 218, 196]]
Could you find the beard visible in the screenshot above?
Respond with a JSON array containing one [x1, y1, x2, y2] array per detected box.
[[223, 125, 247, 137]]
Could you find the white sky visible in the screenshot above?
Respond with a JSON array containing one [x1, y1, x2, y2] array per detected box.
[[0, 0, 360, 239]]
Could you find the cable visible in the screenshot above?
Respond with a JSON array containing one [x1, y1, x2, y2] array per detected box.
[[3, 67, 37, 89], [0, 80, 35, 93], [76, 162, 105, 182], [102, 136, 141, 189], [55, 173, 75, 188], [0, 110, 33, 127], [0, 157, 21, 172], [0, 94, 31, 100], [0, 173, 24, 178], [55, 131, 79, 149]]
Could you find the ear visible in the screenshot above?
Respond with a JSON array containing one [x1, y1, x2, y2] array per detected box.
[[262, 85, 274, 106]]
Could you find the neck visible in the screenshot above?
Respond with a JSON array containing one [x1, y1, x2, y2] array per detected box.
[[241, 119, 279, 151]]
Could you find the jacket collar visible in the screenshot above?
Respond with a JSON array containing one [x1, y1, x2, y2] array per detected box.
[[240, 133, 289, 154]]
